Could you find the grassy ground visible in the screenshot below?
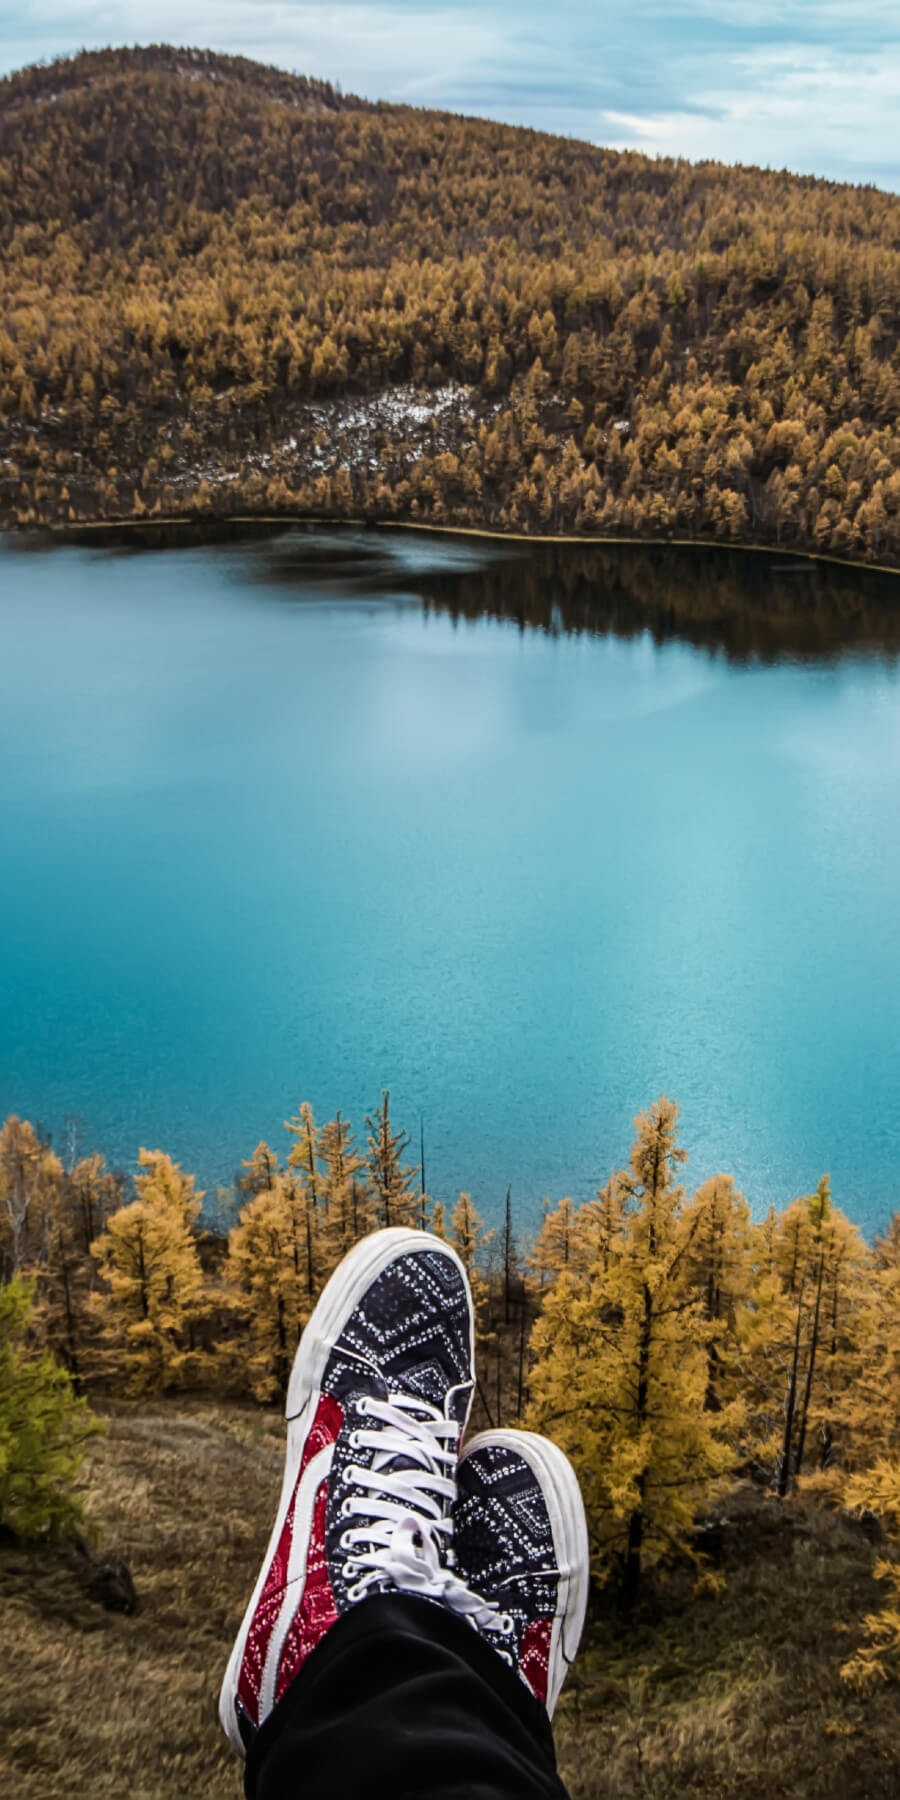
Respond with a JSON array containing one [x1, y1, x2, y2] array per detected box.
[[2, 1404, 899, 1798]]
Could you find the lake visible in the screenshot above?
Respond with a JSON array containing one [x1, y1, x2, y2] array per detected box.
[[1, 525, 899, 1238]]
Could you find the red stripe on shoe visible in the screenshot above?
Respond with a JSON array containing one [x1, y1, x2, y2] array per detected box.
[[520, 1617, 553, 1706], [275, 1480, 339, 1702], [237, 1392, 344, 1723]]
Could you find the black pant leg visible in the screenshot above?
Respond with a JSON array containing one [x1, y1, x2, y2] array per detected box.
[[245, 1592, 570, 1800]]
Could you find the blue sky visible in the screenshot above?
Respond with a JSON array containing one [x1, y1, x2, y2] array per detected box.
[[2, 2, 899, 190]]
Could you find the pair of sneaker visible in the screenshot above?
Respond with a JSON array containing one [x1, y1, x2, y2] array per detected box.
[[220, 1227, 590, 1755]]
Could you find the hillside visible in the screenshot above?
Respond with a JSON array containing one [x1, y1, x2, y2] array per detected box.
[[0, 45, 899, 560], [2, 1402, 899, 1800]]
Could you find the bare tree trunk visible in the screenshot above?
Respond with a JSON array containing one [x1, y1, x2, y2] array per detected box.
[[516, 1284, 527, 1419], [503, 1189, 512, 1326], [794, 1251, 825, 1481], [777, 1277, 806, 1498], [623, 1282, 653, 1606]]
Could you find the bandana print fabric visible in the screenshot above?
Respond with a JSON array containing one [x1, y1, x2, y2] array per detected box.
[[275, 1482, 339, 1702], [318, 1249, 474, 1423], [237, 1392, 344, 1725], [452, 1440, 560, 1707]]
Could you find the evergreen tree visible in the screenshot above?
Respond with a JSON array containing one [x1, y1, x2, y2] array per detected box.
[[0, 1275, 100, 1542]]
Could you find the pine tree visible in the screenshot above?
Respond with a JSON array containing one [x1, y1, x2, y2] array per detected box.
[[680, 1174, 753, 1409], [528, 1099, 739, 1604], [225, 1170, 317, 1399], [449, 1191, 495, 1421], [574, 1175, 627, 1278], [35, 1155, 120, 1384], [841, 1462, 900, 1691], [90, 1150, 209, 1394], [364, 1092, 419, 1229], [0, 1116, 60, 1279], [318, 1113, 371, 1277], [839, 1257, 900, 1471], [874, 1212, 900, 1270], [238, 1141, 280, 1196], [483, 1189, 531, 1427], [741, 1179, 866, 1491], [285, 1103, 325, 1302], [528, 1196, 577, 1290], [0, 1275, 100, 1542]]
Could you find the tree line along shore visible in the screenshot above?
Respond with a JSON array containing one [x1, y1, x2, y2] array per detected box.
[[0, 47, 898, 563], [4, 1090, 900, 1696]]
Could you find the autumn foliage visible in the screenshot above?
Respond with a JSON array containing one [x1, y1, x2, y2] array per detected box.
[[3, 1081, 900, 1694], [0, 46, 898, 561]]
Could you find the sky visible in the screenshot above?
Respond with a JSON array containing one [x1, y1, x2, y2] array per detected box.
[[2, 2, 899, 191]]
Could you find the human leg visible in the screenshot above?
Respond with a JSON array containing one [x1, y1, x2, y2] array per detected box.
[[219, 1229, 588, 1799]]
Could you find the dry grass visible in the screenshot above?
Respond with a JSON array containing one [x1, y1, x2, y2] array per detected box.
[[0, 1403, 283, 1800], [3, 1407, 900, 1797], [555, 1490, 900, 1798]]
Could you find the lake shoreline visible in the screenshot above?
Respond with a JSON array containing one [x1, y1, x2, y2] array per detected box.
[[5, 510, 900, 584]]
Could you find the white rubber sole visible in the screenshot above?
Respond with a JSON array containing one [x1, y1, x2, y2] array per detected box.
[[219, 1226, 475, 1756], [460, 1426, 590, 1716]]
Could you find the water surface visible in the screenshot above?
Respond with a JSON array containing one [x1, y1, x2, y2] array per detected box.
[[1, 527, 899, 1234]]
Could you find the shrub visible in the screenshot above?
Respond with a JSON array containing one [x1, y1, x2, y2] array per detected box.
[[0, 1276, 101, 1543]]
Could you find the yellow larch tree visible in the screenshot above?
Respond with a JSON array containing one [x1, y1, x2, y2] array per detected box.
[[680, 1174, 754, 1410], [449, 1190, 496, 1423], [841, 1462, 900, 1692], [90, 1150, 209, 1394], [285, 1102, 326, 1302], [318, 1112, 372, 1277], [0, 1116, 61, 1280], [740, 1179, 867, 1493], [364, 1091, 421, 1230], [528, 1196, 578, 1292], [238, 1140, 281, 1196], [528, 1098, 740, 1604], [225, 1168, 322, 1401], [35, 1153, 122, 1386]]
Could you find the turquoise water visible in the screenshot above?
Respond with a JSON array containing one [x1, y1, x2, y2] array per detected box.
[[2, 528, 900, 1236]]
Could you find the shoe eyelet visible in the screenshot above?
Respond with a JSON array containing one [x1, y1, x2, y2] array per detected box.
[[339, 1529, 355, 1550], [348, 1430, 362, 1449], [342, 1463, 355, 1482], [356, 1397, 368, 1416], [500, 1614, 515, 1636], [340, 1497, 353, 1518], [347, 1581, 366, 1603], [342, 1559, 357, 1578]]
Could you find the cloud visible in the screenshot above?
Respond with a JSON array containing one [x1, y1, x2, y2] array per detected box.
[[1, 1, 897, 189]]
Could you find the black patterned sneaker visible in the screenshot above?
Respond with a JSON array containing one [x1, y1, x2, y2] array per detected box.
[[219, 1227, 484, 1757], [452, 1428, 590, 1716]]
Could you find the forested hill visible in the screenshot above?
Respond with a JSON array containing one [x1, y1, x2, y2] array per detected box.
[[1, 46, 899, 562]]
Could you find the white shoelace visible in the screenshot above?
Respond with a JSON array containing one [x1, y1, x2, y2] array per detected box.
[[337, 1391, 512, 1640]]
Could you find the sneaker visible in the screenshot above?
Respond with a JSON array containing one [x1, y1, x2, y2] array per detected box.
[[452, 1428, 590, 1716], [219, 1227, 481, 1756]]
